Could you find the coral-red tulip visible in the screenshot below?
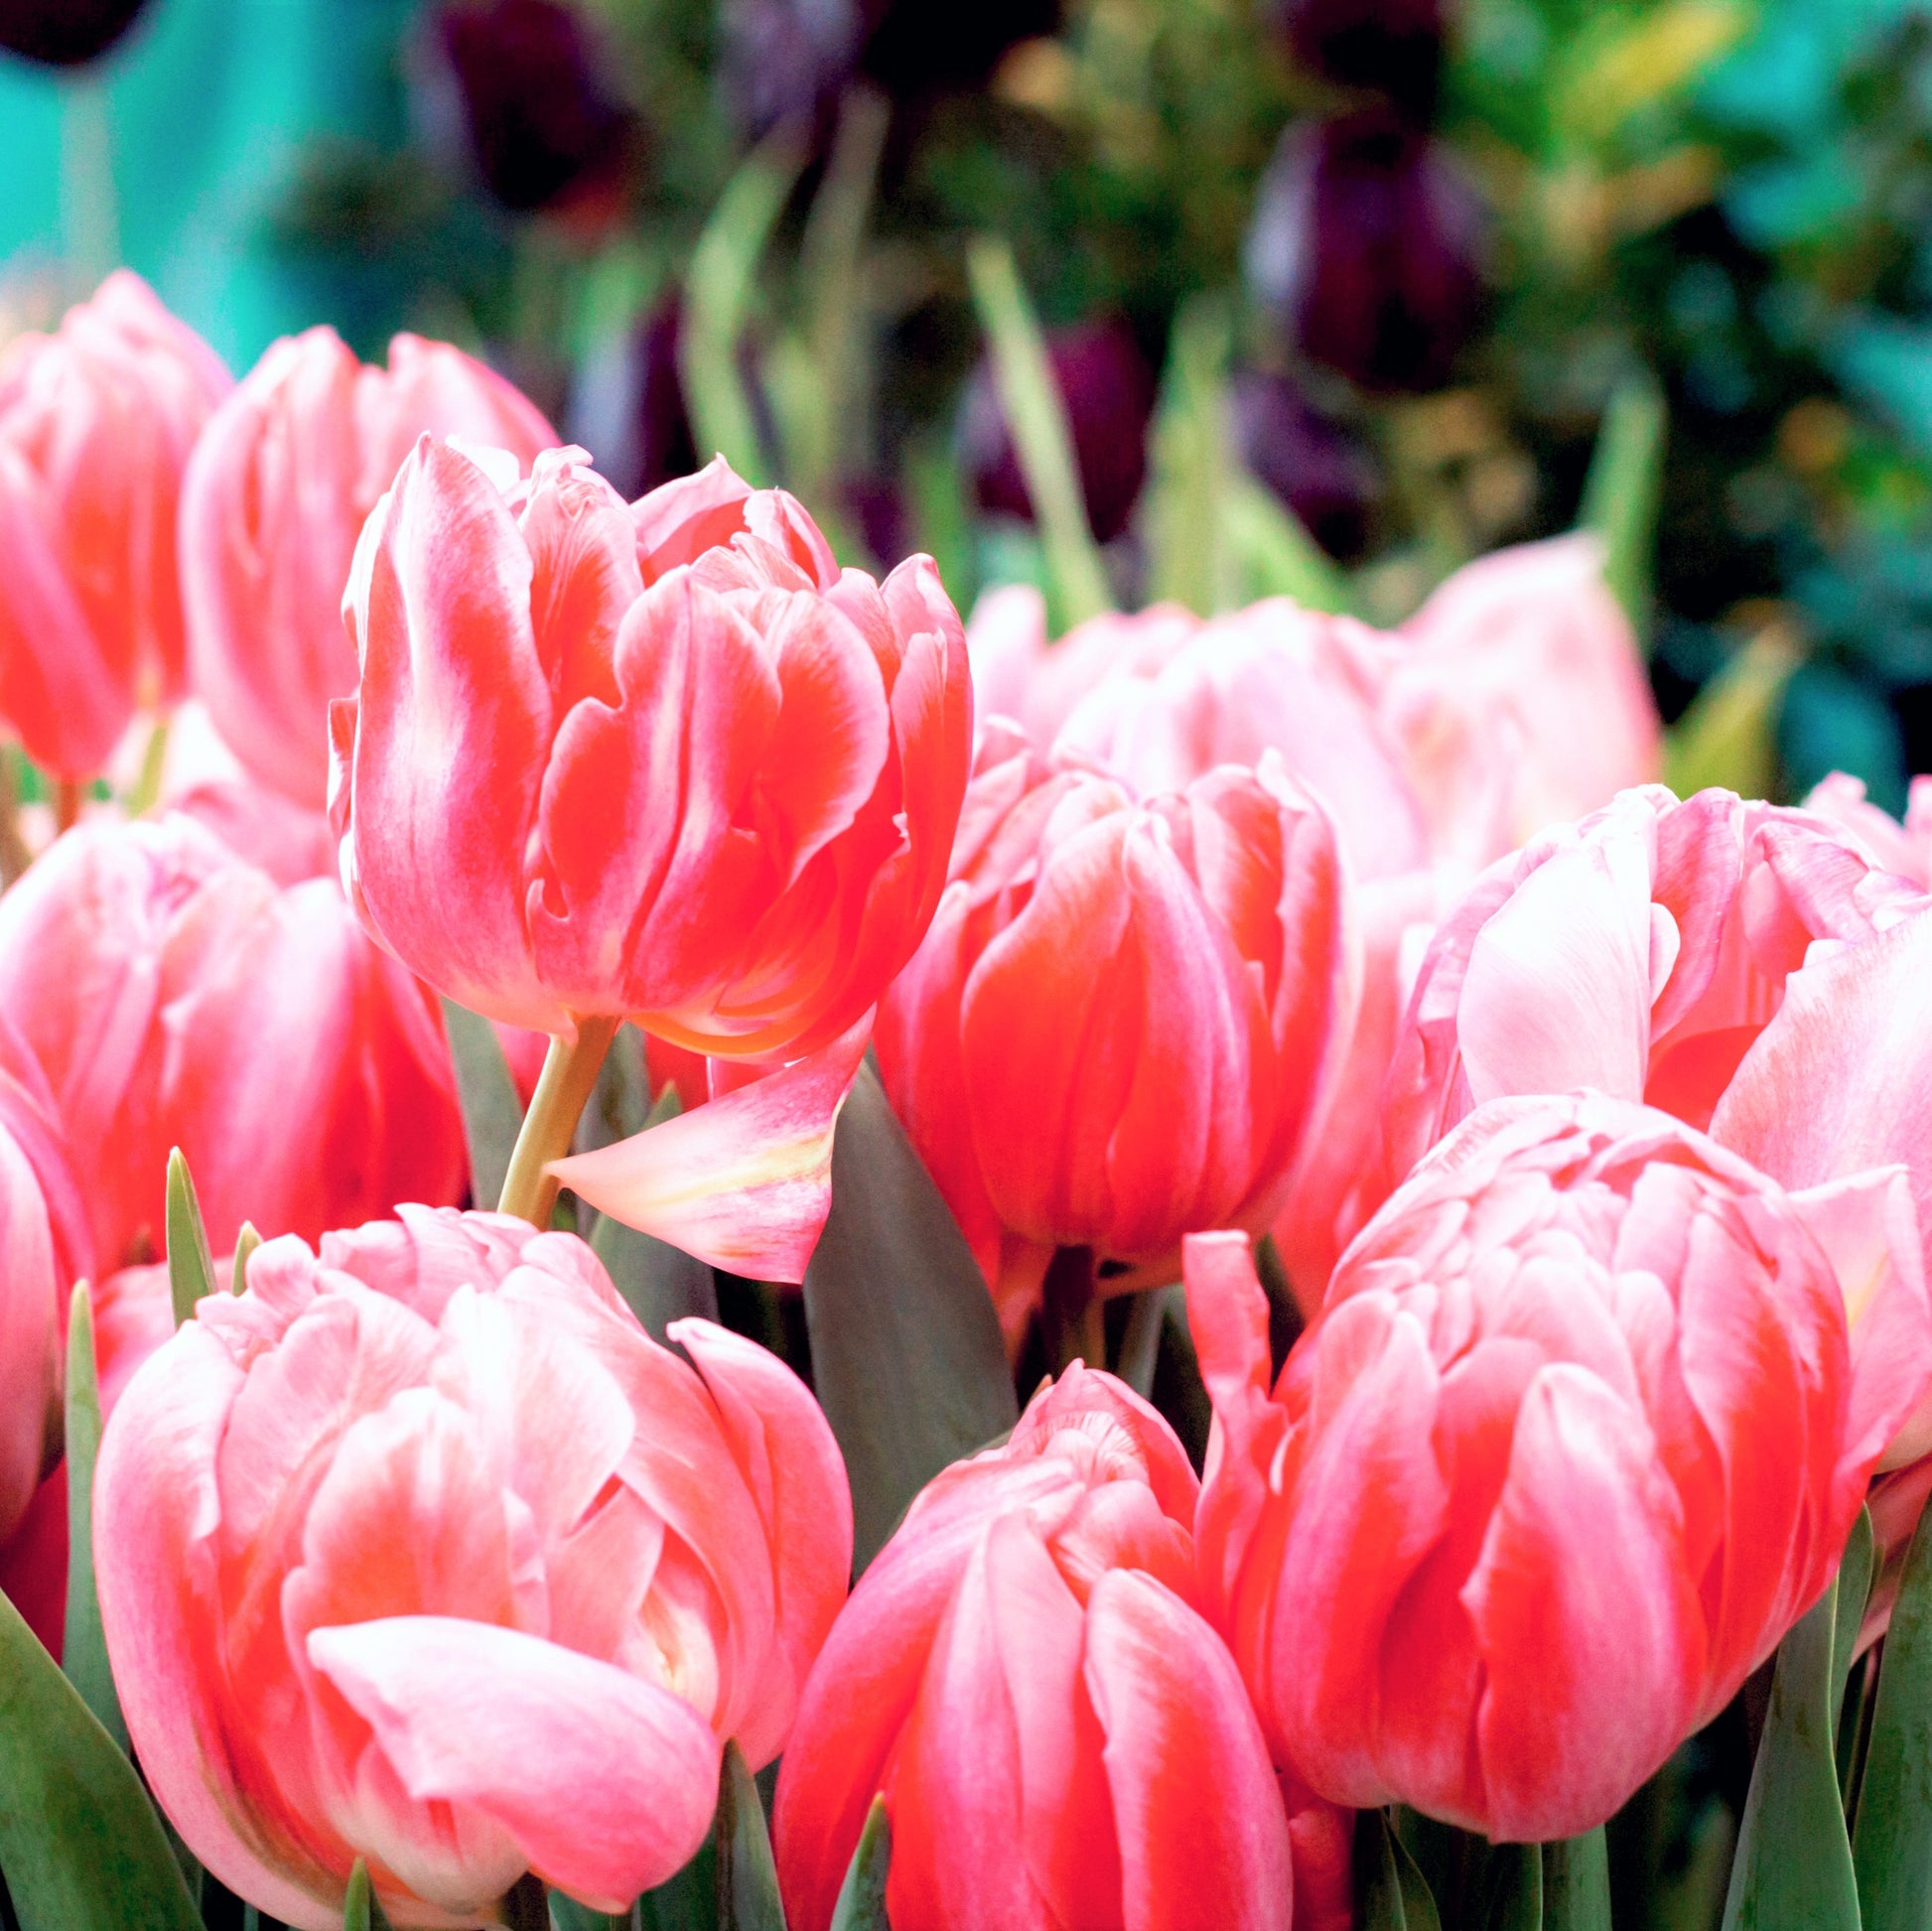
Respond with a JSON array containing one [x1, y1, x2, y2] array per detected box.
[[181, 327, 556, 809], [1379, 784, 1926, 1211], [1186, 1091, 1932, 1842], [774, 1364, 1330, 1931], [874, 724, 1353, 1344], [95, 1207, 850, 1926], [0, 272, 230, 778], [0, 812, 465, 1269], [334, 446, 972, 1057]]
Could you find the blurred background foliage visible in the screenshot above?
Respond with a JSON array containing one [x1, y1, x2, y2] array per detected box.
[[8, 0, 1932, 803]]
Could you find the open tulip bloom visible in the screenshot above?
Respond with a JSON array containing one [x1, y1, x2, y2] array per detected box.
[[13, 274, 1932, 1931]]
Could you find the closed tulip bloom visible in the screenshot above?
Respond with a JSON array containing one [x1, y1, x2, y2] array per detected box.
[[95, 1207, 851, 1926], [874, 726, 1354, 1343], [1381, 535, 1662, 862], [0, 271, 231, 779], [0, 813, 465, 1270], [774, 1365, 1317, 1931], [1378, 784, 1926, 1211], [334, 445, 972, 1057], [1185, 1092, 1932, 1843], [181, 326, 557, 809]]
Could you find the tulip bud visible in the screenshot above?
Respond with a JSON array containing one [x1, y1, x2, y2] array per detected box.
[[720, 0, 868, 141], [960, 319, 1156, 545], [1246, 108, 1484, 393], [1186, 1092, 1932, 1842], [0, 0, 148, 65], [1229, 366, 1380, 561], [436, 0, 635, 214], [0, 272, 230, 779], [333, 446, 973, 1060], [180, 325, 556, 810], [1263, 0, 1444, 122], [774, 1364, 1336, 1931], [94, 1208, 852, 1925], [874, 726, 1354, 1346], [0, 811, 467, 1271]]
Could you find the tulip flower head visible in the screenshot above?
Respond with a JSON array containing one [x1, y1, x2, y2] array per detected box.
[[181, 325, 557, 809], [0, 811, 465, 1270], [1186, 1092, 1932, 1843], [0, 271, 231, 779], [334, 446, 972, 1056], [1803, 771, 1932, 889], [874, 724, 1355, 1345], [95, 1207, 852, 1927], [774, 1364, 1333, 1931]]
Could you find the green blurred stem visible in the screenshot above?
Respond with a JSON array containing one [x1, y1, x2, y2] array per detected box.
[[53, 780, 84, 836], [965, 234, 1115, 628], [126, 719, 170, 818], [0, 754, 30, 888], [497, 1015, 621, 1228]]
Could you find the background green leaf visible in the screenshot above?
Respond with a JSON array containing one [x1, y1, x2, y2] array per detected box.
[[165, 1148, 214, 1326], [1854, 1494, 1932, 1926], [716, 1741, 785, 1931], [440, 997, 525, 1215], [828, 1798, 890, 1931], [60, 1283, 124, 1754], [801, 1061, 1018, 1572]]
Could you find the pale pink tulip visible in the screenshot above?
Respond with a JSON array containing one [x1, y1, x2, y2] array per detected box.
[[94, 1207, 851, 1928], [1803, 771, 1932, 889], [1187, 1092, 1932, 1843]]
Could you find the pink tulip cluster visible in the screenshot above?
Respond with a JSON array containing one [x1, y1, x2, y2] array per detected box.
[[1, 271, 1929, 1931]]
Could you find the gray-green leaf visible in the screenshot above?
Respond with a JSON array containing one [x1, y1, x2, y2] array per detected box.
[[829, 1798, 891, 1931], [441, 997, 525, 1213], [60, 1283, 124, 1753], [165, 1147, 214, 1326]]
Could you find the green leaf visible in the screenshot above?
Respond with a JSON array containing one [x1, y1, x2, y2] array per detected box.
[[683, 128, 807, 485], [1578, 369, 1667, 646], [1662, 627, 1800, 802], [1220, 475, 1353, 616], [440, 997, 525, 1215], [165, 1147, 214, 1326], [716, 1740, 785, 1931], [1833, 1506, 1874, 1728], [1723, 1574, 1860, 1931], [60, 1284, 124, 1754], [1392, 1828, 1442, 1931], [0, 1585, 203, 1930], [1115, 1287, 1174, 1400], [230, 1221, 261, 1297], [344, 1857, 395, 1930], [801, 1060, 1018, 1572], [639, 1836, 718, 1931], [1354, 1808, 1413, 1930], [549, 1893, 629, 1931], [1854, 1492, 1932, 1926], [1541, 1827, 1609, 1931], [964, 234, 1114, 630], [1144, 296, 1232, 619], [829, 1798, 890, 1931], [1474, 1842, 1542, 1931]]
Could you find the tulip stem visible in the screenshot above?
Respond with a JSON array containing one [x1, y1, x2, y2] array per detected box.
[[53, 779, 84, 836], [496, 1014, 621, 1228], [1041, 1245, 1104, 1371]]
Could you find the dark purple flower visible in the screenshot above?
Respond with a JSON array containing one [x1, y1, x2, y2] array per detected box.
[[861, 0, 1061, 96], [720, 0, 868, 141], [0, 0, 147, 65], [1230, 367, 1380, 560], [960, 318, 1156, 545], [438, 0, 633, 214], [1247, 107, 1485, 393], [1264, 0, 1444, 121]]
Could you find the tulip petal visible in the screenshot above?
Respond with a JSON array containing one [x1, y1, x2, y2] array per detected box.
[[1085, 1570, 1293, 1931], [548, 1014, 871, 1281], [309, 1614, 722, 1911], [666, 1317, 853, 1766]]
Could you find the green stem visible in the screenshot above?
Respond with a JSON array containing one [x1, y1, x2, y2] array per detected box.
[[496, 1014, 621, 1228]]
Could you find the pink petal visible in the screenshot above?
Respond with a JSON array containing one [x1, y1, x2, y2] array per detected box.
[[308, 1615, 722, 1911], [548, 1013, 871, 1281], [1085, 1570, 1293, 1931]]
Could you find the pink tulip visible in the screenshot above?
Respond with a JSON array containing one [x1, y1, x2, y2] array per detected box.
[[0, 271, 231, 778], [181, 327, 557, 808], [334, 446, 971, 1059], [0, 812, 465, 1270], [874, 723, 1355, 1346], [1381, 534, 1662, 862], [1186, 1091, 1932, 1843], [1803, 771, 1932, 889], [1378, 784, 1927, 1216], [774, 1364, 1330, 1931], [95, 1206, 851, 1927]]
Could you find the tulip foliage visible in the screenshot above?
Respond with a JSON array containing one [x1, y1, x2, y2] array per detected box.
[[8, 272, 1932, 1931]]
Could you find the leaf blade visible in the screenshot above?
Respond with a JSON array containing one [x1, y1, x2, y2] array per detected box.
[[716, 1740, 785, 1931], [1854, 1493, 1932, 1927], [165, 1147, 214, 1326], [440, 997, 525, 1215], [60, 1283, 124, 1754], [829, 1797, 891, 1931]]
